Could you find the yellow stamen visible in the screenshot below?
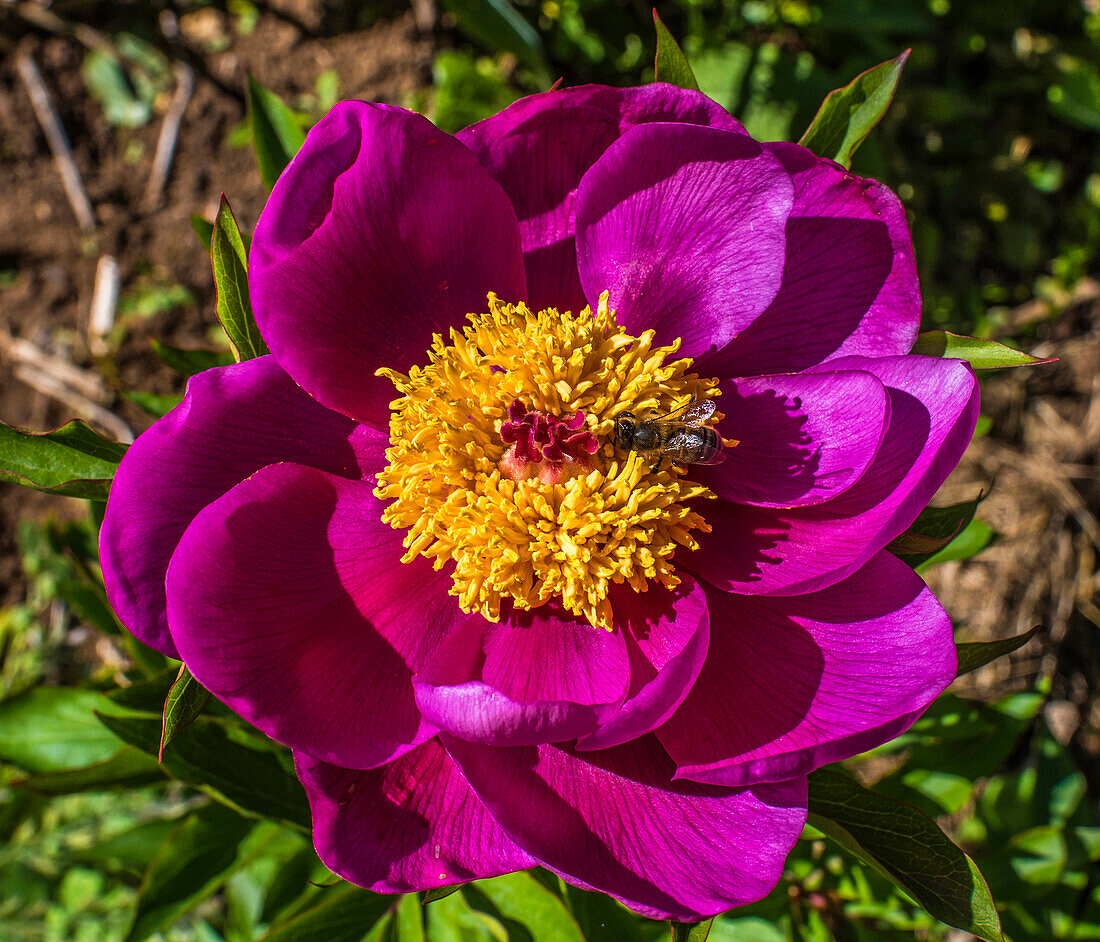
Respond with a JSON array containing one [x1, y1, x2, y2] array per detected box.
[[375, 292, 718, 630]]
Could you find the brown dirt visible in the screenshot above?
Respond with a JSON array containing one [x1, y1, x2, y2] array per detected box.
[[0, 3, 433, 605]]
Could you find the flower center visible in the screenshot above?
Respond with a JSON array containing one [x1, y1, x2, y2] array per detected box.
[[375, 293, 717, 630]]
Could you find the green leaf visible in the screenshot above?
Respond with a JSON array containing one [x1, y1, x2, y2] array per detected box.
[[83, 49, 153, 127], [212, 196, 269, 362], [470, 871, 585, 942], [247, 76, 306, 190], [807, 767, 1002, 940], [438, 0, 548, 76], [798, 51, 909, 168], [151, 339, 234, 377], [911, 331, 1055, 368], [956, 625, 1041, 678], [394, 893, 425, 941], [126, 803, 254, 942], [562, 884, 645, 942], [424, 885, 463, 903], [95, 709, 311, 831], [0, 687, 123, 773], [191, 213, 215, 248], [672, 918, 714, 942], [258, 884, 393, 942], [916, 518, 996, 571], [653, 10, 700, 92], [14, 745, 165, 794], [890, 493, 984, 567], [0, 419, 126, 499], [159, 664, 211, 761]]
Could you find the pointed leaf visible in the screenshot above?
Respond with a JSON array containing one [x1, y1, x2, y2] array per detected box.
[[916, 518, 996, 571], [911, 331, 1056, 369], [14, 745, 166, 794], [890, 493, 984, 567], [438, 0, 548, 75], [672, 918, 714, 942], [798, 51, 909, 168], [0, 419, 126, 499], [95, 708, 310, 831], [0, 687, 123, 773], [159, 664, 211, 761], [653, 10, 700, 92], [807, 768, 1002, 940], [213, 196, 269, 362], [247, 76, 306, 191], [126, 803, 254, 942], [191, 213, 215, 249], [424, 885, 463, 903], [469, 871, 585, 942], [258, 884, 393, 942], [562, 884, 645, 942], [956, 625, 1041, 677], [151, 339, 234, 377]]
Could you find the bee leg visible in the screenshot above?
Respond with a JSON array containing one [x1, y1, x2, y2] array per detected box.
[[653, 456, 665, 473]]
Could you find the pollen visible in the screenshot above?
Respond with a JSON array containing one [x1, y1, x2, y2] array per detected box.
[[374, 293, 718, 630]]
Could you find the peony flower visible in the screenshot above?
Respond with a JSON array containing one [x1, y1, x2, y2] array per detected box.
[[100, 84, 979, 921]]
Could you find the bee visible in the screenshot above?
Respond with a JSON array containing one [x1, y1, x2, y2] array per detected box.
[[613, 396, 726, 466]]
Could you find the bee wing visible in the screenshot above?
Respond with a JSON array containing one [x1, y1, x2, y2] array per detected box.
[[680, 399, 717, 427], [663, 430, 695, 453]]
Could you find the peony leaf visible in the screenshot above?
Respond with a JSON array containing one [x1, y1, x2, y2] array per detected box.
[[470, 871, 585, 942], [653, 10, 700, 92], [0, 418, 126, 499], [916, 518, 996, 571], [423, 884, 463, 903], [890, 493, 983, 567], [394, 893, 425, 941], [96, 706, 311, 832], [126, 803, 254, 942], [807, 768, 1002, 940], [150, 339, 234, 377], [911, 330, 1055, 368], [562, 884, 645, 942], [798, 51, 908, 168], [247, 75, 305, 191], [258, 884, 393, 942], [439, 0, 548, 75], [672, 918, 714, 941], [14, 746, 165, 794], [0, 687, 123, 773], [191, 212, 214, 249], [956, 625, 1041, 678], [212, 196, 269, 362], [123, 390, 183, 418], [159, 664, 210, 761]]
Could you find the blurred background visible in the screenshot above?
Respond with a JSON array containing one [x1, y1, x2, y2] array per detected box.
[[1, 1, 1099, 938]]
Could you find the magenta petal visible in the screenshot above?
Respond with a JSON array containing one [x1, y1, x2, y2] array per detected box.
[[296, 741, 535, 892], [458, 84, 746, 313], [443, 734, 807, 921], [166, 463, 464, 769], [413, 607, 629, 746], [99, 357, 379, 659], [659, 553, 955, 786], [578, 577, 710, 751], [689, 356, 979, 596], [698, 370, 890, 507], [701, 141, 920, 377], [575, 122, 792, 358], [250, 100, 527, 429]]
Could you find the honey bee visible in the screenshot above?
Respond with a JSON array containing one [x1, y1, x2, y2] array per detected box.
[[613, 396, 726, 466]]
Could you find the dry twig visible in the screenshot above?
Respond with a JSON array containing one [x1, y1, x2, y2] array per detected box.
[[144, 62, 195, 210]]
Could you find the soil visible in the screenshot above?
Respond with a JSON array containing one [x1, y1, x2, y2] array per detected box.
[[1, 0, 1098, 786]]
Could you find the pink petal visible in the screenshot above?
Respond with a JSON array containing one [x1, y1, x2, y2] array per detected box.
[[575, 122, 792, 359], [458, 83, 746, 313], [166, 462, 464, 770], [659, 552, 956, 786], [250, 100, 527, 429], [296, 741, 535, 892], [444, 734, 807, 921], [100, 357, 379, 659]]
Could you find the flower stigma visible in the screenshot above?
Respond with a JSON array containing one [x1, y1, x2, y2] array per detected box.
[[375, 293, 719, 630]]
